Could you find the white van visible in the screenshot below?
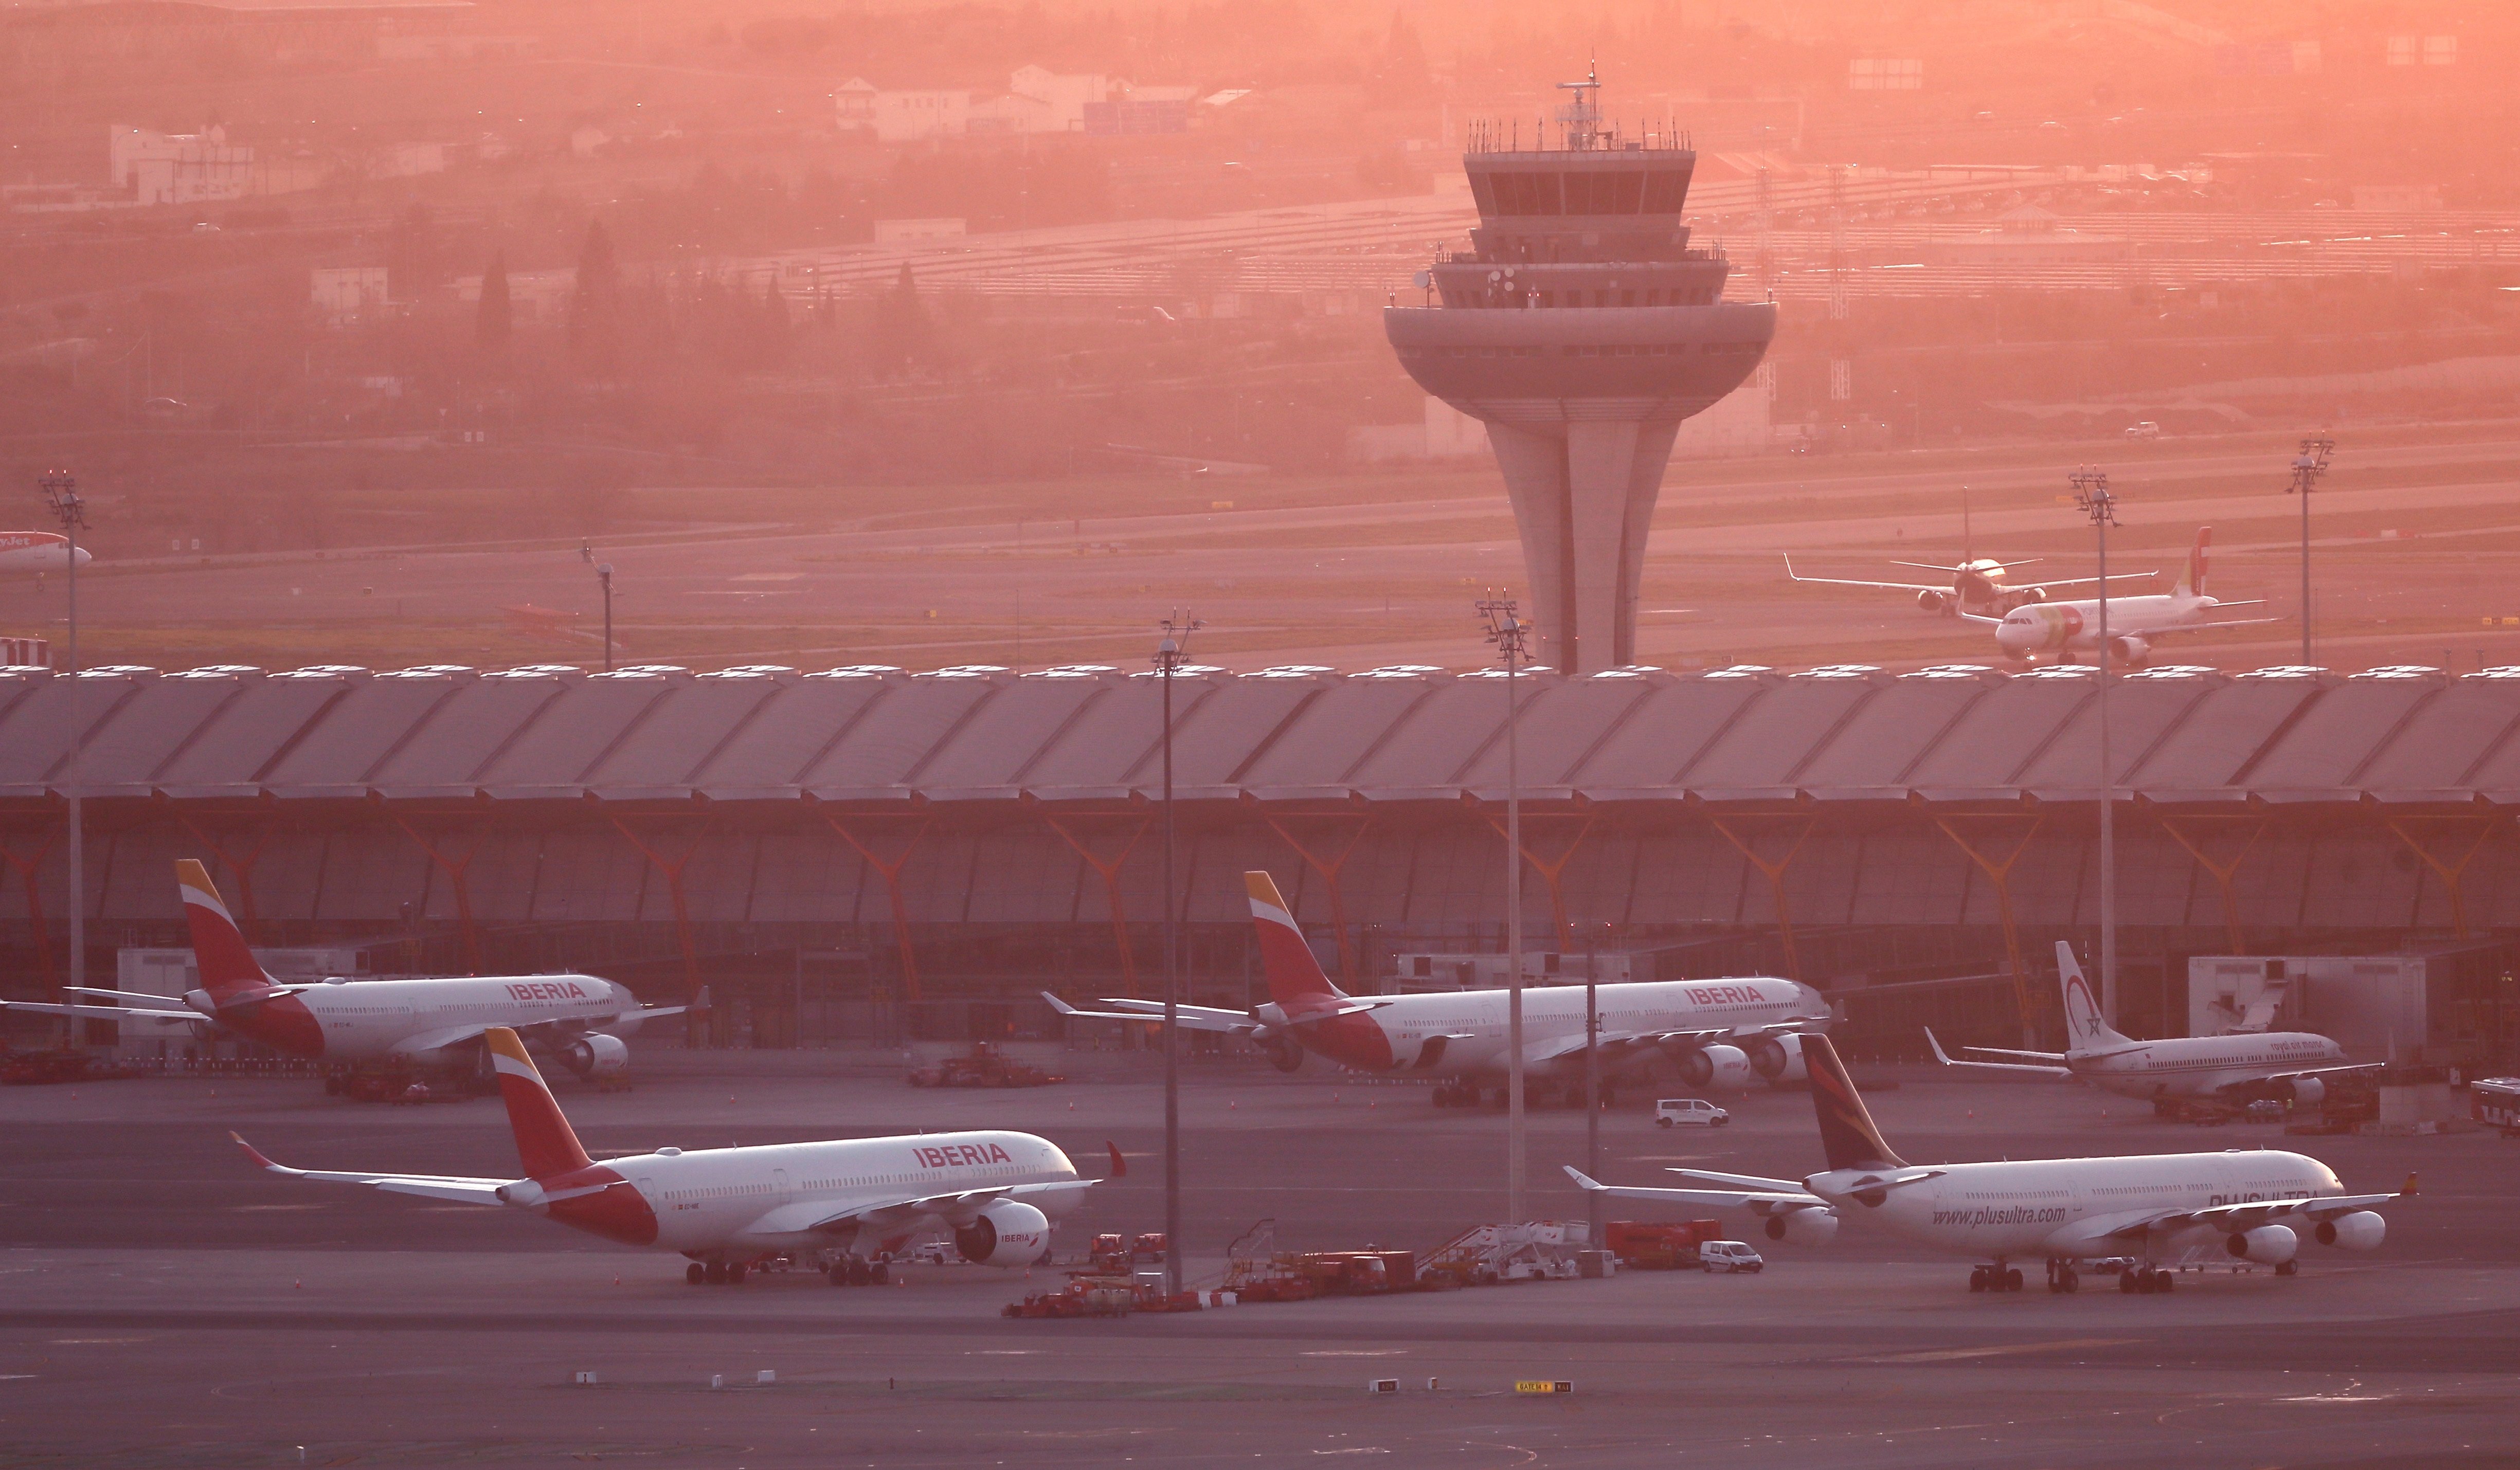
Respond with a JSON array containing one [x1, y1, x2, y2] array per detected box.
[[1654, 1098, 1731, 1128], [1699, 1241, 1765, 1274]]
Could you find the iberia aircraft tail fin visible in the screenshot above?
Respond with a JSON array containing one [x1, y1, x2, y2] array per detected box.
[[484, 1027, 595, 1180], [1245, 870, 1348, 1007], [176, 859, 276, 1002]]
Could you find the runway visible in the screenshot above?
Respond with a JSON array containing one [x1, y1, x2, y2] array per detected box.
[[3, 1058, 2513, 1466]]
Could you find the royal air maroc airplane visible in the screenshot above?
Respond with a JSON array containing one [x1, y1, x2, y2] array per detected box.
[[1972, 527, 2275, 666], [234, 1027, 1106, 1284], [1045, 871, 1830, 1106], [1924, 941, 2379, 1112], [1569, 1031, 2415, 1295], [0, 860, 691, 1083], [0, 531, 89, 574]]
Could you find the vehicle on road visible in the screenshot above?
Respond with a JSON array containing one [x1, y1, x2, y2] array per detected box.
[[3, 861, 693, 1086], [1569, 1032, 2416, 1296], [1925, 941, 2378, 1109], [233, 1026, 1113, 1285], [1655, 1098, 1730, 1128], [1048, 871, 1829, 1103], [1699, 1241, 1764, 1274]]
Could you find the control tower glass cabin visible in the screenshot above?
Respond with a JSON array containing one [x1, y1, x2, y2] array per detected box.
[[1385, 76, 1776, 674]]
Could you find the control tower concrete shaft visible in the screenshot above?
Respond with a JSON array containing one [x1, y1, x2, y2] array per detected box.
[[1384, 74, 1775, 673]]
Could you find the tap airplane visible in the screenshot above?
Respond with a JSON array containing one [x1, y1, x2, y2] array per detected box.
[[234, 1027, 1101, 1284], [0, 532, 89, 574], [0, 860, 691, 1083], [1970, 527, 2274, 666], [1925, 941, 2379, 1111], [1569, 1031, 2414, 1294], [1045, 870, 1830, 1106]]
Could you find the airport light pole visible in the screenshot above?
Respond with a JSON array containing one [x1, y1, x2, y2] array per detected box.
[[2286, 436, 2335, 667], [1154, 611, 1200, 1298], [2069, 467, 2119, 1030], [39, 471, 85, 1038], [1477, 594, 1530, 1226], [580, 543, 614, 673], [1584, 925, 1602, 1249]]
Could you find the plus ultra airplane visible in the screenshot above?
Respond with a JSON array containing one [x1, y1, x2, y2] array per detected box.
[[235, 1028, 1102, 1283], [1926, 941, 2379, 1111], [0, 531, 88, 574], [1046, 871, 1830, 1105], [1570, 1031, 2415, 1295], [1972, 527, 2275, 666], [0, 861, 691, 1082]]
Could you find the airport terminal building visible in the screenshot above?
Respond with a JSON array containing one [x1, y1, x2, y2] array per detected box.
[[2, 660, 2516, 1064]]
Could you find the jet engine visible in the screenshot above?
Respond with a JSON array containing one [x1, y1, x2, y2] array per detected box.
[[2314, 1210, 2385, 1251], [557, 1033, 629, 1079], [2106, 634, 2151, 668], [1763, 1208, 1840, 1247], [2226, 1224, 2299, 1267], [1916, 589, 1950, 614], [2289, 1076, 2327, 1106], [1673, 1044, 1754, 1092], [1746, 1033, 1808, 1085], [953, 1199, 1052, 1268], [1258, 1035, 1305, 1073]]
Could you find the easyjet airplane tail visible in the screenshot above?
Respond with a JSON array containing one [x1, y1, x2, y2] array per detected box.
[[176, 860, 276, 1002], [484, 1027, 596, 1181], [1803, 1033, 1907, 1173], [2172, 527, 2211, 600], [1245, 871, 1347, 1008]]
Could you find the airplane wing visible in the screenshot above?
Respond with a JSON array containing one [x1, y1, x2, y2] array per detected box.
[[0, 999, 200, 1022], [231, 1133, 512, 1206], [1889, 559, 2038, 574], [1670, 1167, 1808, 1191], [1783, 553, 1943, 595], [1564, 1167, 1826, 1218], [2208, 1061, 2385, 1097], [2153, 616, 2282, 634], [1041, 992, 1267, 1035], [1926, 1027, 2072, 1078], [755, 1177, 1105, 1238], [2043, 1175, 2416, 1256], [1957, 611, 2003, 626], [67, 987, 206, 1006], [2010, 572, 2155, 592]]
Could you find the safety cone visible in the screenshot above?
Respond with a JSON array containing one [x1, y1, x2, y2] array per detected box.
[[613, 1276, 622, 1286], [1229, 1101, 1237, 1110], [293, 1279, 302, 1290]]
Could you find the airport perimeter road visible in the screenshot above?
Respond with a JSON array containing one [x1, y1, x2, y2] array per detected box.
[[4, 1065, 2515, 1468]]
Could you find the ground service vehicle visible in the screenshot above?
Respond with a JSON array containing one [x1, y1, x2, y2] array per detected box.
[[1655, 1098, 1730, 1127], [1700, 1241, 1765, 1273]]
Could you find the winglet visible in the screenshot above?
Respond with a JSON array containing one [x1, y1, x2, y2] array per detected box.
[[1107, 1141, 1127, 1179], [1041, 991, 1080, 1017], [1562, 1166, 1604, 1191], [230, 1131, 288, 1175], [2402, 1172, 2419, 1199], [1923, 1026, 1955, 1065]]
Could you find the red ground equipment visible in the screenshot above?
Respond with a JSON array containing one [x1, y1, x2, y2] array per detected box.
[[1605, 1219, 1723, 1270], [905, 1041, 1065, 1088]]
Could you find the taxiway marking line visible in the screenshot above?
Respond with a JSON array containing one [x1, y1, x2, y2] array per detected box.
[[1849, 1336, 2141, 1365]]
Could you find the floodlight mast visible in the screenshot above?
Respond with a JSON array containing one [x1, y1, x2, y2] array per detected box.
[[2286, 436, 2335, 667], [1153, 610, 1201, 1299], [38, 470, 84, 1041], [1477, 593, 1531, 1226], [2069, 467, 2119, 1031], [581, 543, 614, 673]]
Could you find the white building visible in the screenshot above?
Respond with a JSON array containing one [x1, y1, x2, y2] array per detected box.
[[873, 88, 971, 143], [110, 124, 255, 206], [842, 67, 1136, 141], [313, 266, 390, 324]]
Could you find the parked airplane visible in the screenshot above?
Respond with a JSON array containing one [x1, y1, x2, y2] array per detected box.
[[1045, 871, 1830, 1105], [0, 532, 89, 574], [0, 860, 690, 1082], [1970, 527, 2273, 666], [234, 1027, 1103, 1283], [1924, 941, 2379, 1111], [1568, 1031, 2414, 1294], [1782, 494, 2151, 618]]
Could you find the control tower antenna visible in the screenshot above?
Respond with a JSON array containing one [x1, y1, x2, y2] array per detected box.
[[1556, 58, 1604, 150]]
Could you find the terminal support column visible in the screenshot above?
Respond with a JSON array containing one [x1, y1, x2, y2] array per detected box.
[[1565, 420, 1642, 678], [1486, 426, 1573, 673]]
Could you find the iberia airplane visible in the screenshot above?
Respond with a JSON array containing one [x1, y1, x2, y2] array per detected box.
[[1973, 527, 2275, 666], [235, 1027, 1104, 1284], [1046, 871, 1830, 1106], [0, 860, 690, 1082], [1924, 941, 2379, 1110], [0, 531, 88, 574], [1570, 1031, 2415, 1295]]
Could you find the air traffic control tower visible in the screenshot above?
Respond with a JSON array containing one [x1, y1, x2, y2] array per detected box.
[[1385, 70, 1775, 673]]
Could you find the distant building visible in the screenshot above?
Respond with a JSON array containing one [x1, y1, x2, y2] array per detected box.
[[872, 218, 967, 243], [312, 266, 390, 324], [873, 89, 972, 143], [111, 125, 254, 206], [841, 67, 1185, 141]]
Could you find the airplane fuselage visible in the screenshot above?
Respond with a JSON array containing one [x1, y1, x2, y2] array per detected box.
[[1812, 1149, 2345, 1261], [1289, 976, 1823, 1083], [532, 1130, 1085, 1255], [202, 974, 640, 1062], [2067, 1031, 2350, 1101], [0, 532, 87, 574], [1995, 592, 2225, 657]]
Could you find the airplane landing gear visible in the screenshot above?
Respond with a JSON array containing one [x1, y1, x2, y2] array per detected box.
[[2120, 1266, 2176, 1294], [2275, 1260, 2297, 1277], [2045, 1260, 2079, 1293], [1969, 1264, 2025, 1293], [703, 1260, 728, 1285], [687, 1262, 707, 1286]]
